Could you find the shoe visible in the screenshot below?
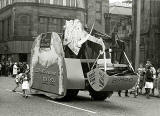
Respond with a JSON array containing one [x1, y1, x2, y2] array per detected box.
[[146, 94, 150, 99], [125, 95, 129, 97], [25, 95, 28, 99], [12, 90, 16, 92]]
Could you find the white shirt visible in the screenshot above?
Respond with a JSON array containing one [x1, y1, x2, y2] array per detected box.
[[13, 64, 18, 75], [151, 67, 156, 79]]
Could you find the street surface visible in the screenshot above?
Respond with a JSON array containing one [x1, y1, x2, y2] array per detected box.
[[0, 77, 160, 116]]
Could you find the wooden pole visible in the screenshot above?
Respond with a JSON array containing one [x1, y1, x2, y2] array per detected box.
[[135, 0, 141, 71]]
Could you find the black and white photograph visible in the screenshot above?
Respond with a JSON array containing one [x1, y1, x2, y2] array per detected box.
[[0, 0, 160, 116]]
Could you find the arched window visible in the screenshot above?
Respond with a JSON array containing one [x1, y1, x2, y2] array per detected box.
[[17, 14, 31, 36], [19, 15, 30, 25]]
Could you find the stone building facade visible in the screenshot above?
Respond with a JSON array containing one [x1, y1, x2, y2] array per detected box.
[[132, 0, 160, 68], [0, 0, 109, 63], [87, 0, 109, 33], [105, 5, 132, 62]]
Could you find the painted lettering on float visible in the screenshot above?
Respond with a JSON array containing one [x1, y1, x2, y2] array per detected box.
[[34, 68, 57, 85], [42, 76, 56, 85], [111, 77, 134, 84], [34, 68, 56, 75]]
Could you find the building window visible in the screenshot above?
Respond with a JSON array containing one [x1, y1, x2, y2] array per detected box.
[[53, 0, 58, 4], [71, 0, 75, 7], [96, 1, 102, 24], [38, 16, 67, 34], [0, 22, 1, 40], [66, 0, 70, 6], [76, 0, 84, 8], [19, 15, 30, 24], [2, 20, 4, 41], [0, 0, 14, 9], [59, 0, 63, 5], [17, 15, 31, 36], [8, 0, 13, 4], [39, 0, 44, 3], [7, 17, 11, 40], [0, 1, 1, 9], [3, 0, 7, 7], [39, 0, 50, 3], [0, 0, 83, 9]]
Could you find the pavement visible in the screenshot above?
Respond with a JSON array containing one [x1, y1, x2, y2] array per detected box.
[[0, 76, 160, 116]]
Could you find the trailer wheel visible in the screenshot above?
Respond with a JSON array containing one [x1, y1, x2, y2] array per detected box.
[[61, 89, 79, 101], [89, 87, 113, 101]]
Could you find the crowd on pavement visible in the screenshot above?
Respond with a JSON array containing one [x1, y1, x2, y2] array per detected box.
[[0, 61, 29, 77], [118, 60, 160, 99], [0, 61, 30, 98], [11, 62, 30, 98]]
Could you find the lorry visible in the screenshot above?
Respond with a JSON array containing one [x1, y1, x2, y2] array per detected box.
[[30, 19, 138, 100]]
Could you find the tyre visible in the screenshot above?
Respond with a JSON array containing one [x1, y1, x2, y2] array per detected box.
[[88, 86, 113, 101], [60, 89, 79, 101]]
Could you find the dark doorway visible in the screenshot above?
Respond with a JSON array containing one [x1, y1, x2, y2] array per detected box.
[[19, 53, 27, 62]]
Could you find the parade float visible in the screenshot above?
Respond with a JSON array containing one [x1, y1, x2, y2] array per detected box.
[[30, 19, 138, 100]]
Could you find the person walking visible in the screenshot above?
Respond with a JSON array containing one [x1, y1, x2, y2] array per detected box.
[[12, 73, 23, 92], [8, 62, 13, 77], [157, 68, 160, 98], [1, 62, 5, 76], [21, 71, 30, 98], [137, 64, 145, 94], [145, 65, 154, 99], [150, 65, 156, 96], [13, 62, 18, 78]]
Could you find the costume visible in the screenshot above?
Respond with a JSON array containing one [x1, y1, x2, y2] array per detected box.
[[145, 69, 154, 89], [13, 64, 18, 75], [22, 76, 29, 90], [145, 82, 153, 89], [137, 67, 145, 89]]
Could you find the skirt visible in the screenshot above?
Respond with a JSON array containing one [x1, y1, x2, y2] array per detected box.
[[145, 82, 153, 89], [22, 81, 29, 90]]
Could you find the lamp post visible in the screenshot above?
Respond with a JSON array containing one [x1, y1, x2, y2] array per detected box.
[[135, 0, 141, 71]]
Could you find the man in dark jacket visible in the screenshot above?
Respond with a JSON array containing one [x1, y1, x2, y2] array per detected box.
[[145, 66, 154, 99]]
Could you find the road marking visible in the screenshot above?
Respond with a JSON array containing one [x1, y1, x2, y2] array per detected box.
[[5, 89, 31, 96], [47, 100, 96, 114], [6, 89, 95, 114]]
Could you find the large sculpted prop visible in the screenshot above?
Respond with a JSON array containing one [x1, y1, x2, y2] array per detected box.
[[64, 19, 105, 55], [30, 32, 64, 95]]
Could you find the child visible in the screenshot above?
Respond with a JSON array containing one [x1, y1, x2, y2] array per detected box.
[[22, 72, 30, 98], [12, 73, 23, 92], [137, 64, 145, 94], [157, 68, 160, 98], [145, 66, 154, 99]]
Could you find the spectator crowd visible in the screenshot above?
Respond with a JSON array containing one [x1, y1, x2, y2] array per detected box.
[[136, 60, 160, 99], [0, 62, 29, 77]]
